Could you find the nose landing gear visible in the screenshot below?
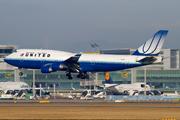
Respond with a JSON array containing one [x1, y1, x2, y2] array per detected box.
[[19, 72, 23, 76], [77, 72, 89, 79]]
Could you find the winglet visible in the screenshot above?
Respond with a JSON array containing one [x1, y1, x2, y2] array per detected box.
[[132, 30, 168, 56], [75, 52, 82, 57]]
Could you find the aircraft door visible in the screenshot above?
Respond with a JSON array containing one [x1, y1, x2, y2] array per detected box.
[[125, 60, 129, 66], [41, 53, 46, 64]]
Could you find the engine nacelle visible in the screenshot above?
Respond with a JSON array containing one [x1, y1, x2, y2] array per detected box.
[[41, 65, 53, 73], [51, 64, 67, 71]]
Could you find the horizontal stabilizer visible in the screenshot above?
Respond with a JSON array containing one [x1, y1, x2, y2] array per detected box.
[[136, 56, 162, 63]]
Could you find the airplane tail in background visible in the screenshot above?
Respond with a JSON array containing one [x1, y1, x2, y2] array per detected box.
[[132, 30, 168, 56], [105, 72, 114, 84]]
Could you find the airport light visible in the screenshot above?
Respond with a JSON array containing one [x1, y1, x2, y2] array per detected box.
[[33, 69, 35, 98], [89, 43, 99, 53], [89, 43, 99, 91]]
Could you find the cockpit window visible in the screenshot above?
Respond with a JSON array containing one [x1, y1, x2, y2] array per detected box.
[[13, 49, 17, 52]]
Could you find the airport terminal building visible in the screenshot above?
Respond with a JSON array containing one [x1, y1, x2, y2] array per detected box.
[[0, 45, 180, 91]]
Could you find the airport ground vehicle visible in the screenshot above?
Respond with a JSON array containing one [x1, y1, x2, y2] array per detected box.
[[0, 94, 13, 100], [93, 91, 105, 98], [86, 96, 94, 100], [68, 95, 74, 99]]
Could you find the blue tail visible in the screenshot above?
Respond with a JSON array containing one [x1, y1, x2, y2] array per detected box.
[[105, 72, 114, 84], [132, 30, 168, 56]]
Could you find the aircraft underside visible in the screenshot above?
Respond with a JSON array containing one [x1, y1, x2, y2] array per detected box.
[[6, 59, 142, 79]]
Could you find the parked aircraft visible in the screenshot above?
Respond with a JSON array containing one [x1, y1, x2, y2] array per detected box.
[[0, 81, 29, 93], [4, 30, 168, 79], [104, 72, 152, 95]]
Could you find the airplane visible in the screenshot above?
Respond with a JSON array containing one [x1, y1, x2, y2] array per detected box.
[[4, 30, 168, 79], [0, 81, 29, 94], [104, 72, 152, 95]]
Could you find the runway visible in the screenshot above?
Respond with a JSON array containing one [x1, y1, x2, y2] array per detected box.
[[0, 104, 180, 108], [0, 100, 179, 119]]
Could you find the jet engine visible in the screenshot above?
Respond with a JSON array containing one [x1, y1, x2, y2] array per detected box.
[[51, 64, 67, 71], [41, 64, 67, 73], [41, 65, 53, 73]]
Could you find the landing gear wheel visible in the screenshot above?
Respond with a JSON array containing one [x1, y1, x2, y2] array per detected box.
[[19, 72, 23, 76], [77, 74, 81, 78], [68, 76, 73, 80], [66, 73, 70, 76]]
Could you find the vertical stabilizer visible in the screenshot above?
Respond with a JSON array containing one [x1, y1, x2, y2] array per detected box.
[[105, 72, 114, 84], [132, 30, 168, 56]]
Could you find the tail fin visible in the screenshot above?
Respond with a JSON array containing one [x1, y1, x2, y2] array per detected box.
[[105, 72, 114, 84], [132, 30, 168, 56]]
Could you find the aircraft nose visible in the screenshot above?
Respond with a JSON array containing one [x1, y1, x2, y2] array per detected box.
[[4, 57, 7, 62], [4, 55, 11, 63]]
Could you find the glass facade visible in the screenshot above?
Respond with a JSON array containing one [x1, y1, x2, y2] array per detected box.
[[0, 70, 14, 82], [170, 49, 179, 68], [1, 69, 180, 91], [19, 70, 85, 90], [98, 70, 131, 84], [136, 70, 180, 91], [0, 49, 13, 53]]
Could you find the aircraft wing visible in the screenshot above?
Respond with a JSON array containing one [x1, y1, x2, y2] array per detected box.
[[63, 52, 82, 64], [62, 52, 83, 73]]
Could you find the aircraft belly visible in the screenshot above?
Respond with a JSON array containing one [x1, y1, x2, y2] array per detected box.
[[107, 87, 124, 95], [79, 62, 141, 72], [4, 59, 63, 69]]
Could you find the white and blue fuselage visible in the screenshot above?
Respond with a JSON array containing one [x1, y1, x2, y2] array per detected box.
[[4, 49, 142, 71], [4, 30, 168, 79]]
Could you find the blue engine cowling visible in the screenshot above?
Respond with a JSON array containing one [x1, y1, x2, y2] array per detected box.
[[51, 64, 67, 71], [41, 64, 66, 73], [41, 65, 53, 73]]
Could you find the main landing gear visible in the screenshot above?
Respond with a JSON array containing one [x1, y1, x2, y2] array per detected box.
[[77, 72, 89, 79], [66, 72, 89, 80], [66, 72, 73, 80]]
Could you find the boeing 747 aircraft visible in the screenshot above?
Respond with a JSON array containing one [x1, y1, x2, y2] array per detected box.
[[4, 30, 168, 79], [104, 72, 152, 95]]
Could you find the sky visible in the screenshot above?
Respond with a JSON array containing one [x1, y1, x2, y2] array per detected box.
[[0, 0, 180, 52]]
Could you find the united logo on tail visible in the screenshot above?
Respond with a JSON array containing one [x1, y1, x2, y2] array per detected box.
[[132, 30, 168, 56]]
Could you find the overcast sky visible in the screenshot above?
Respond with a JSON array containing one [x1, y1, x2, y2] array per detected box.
[[0, 0, 180, 52]]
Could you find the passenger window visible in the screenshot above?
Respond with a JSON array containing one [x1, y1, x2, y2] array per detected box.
[[34, 54, 37, 57], [30, 53, 33, 57], [38, 53, 41, 57]]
